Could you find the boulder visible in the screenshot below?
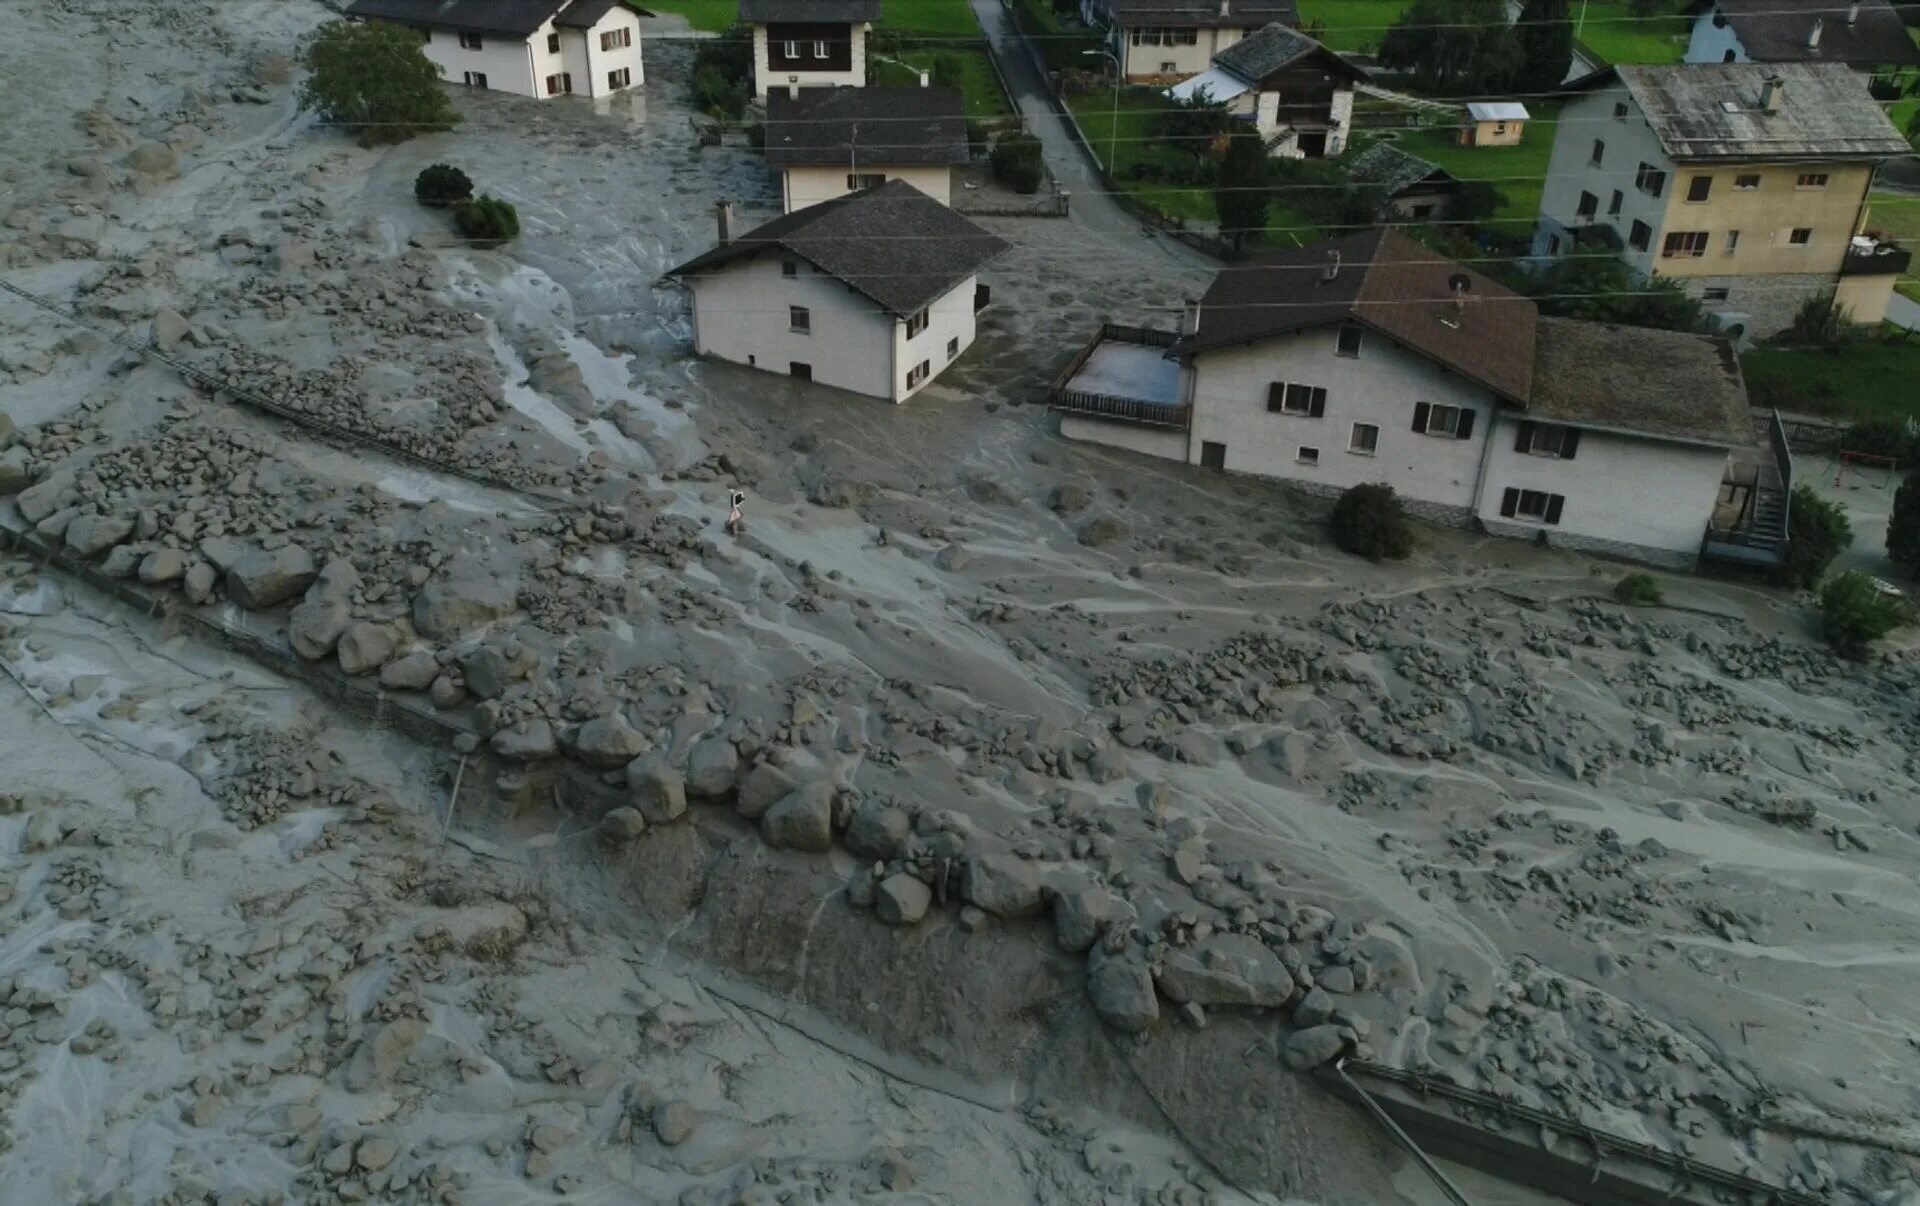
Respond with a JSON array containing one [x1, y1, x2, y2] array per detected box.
[[1282, 1025, 1349, 1071], [491, 719, 557, 761], [0, 446, 32, 494], [574, 714, 648, 768], [600, 807, 647, 841], [626, 762, 687, 825], [183, 562, 217, 604], [287, 597, 350, 660], [150, 309, 190, 351], [875, 873, 932, 925], [378, 651, 440, 691], [960, 853, 1046, 919], [1087, 955, 1159, 1033], [457, 646, 511, 699], [225, 544, 316, 609], [652, 1100, 695, 1147], [126, 142, 179, 179], [199, 536, 247, 571], [64, 513, 134, 558], [1051, 883, 1119, 953], [1155, 934, 1296, 1009], [1292, 987, 1335, 1029], [268, 239, 315, 274], [0, 410, 13, 446], [685, 735, 740, 798], [762, 784, 833, 851], [734, 761, 794, 817], [137, 548, 188, 585], [934, 544, 971, 572], [337, 623, 400, 676], [412, 570, 518, 639], [843, 799, 911, 860], [15, 474, 73, 524]]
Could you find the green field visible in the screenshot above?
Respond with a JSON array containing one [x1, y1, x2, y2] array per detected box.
[[1392, 102, 1560, 233], [630, 0, 982, 36], [1742, 340, 1920, 424], [1571, 1, 1690, 66], [872, 50, 1012, 117], [1297, 0, 1413, 55], [1865, 192, 1920, 306]]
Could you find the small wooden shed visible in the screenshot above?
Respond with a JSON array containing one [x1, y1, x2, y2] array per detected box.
[[1459, 101, 1529, 147]]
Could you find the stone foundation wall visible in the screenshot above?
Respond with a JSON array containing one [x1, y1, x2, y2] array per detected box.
[[1480, 517, 1698, 571], [1682, 273, 1836, 342]]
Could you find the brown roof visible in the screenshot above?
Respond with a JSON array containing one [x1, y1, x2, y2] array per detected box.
[[1528, 318, 1751, 446], [1172, 228, 1537, 403]]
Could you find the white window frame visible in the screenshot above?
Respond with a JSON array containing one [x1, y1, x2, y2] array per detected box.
[[1515, 489, 1553, 521], [813, 39, 829, 58], [1424, 404, 1463, 437], [783, 39, 801, 58], [906, 359, 930, 389], [607, 67, 631, 89], [1795, 172, 1829, 190], [905, 308, 929, 339], [1268, 381, 1326, 416], [1348, 422, 1378, 456], [463, 71, 489, 88], [1527, 424, 1567, 457], [1296, 446, 1321, 466], [1787, 227, 1812, 247], [1335, 324, 1362, 357], [1724, 229, 1740, 254], [548, 32, 561, 53], [1733, 173, 1760, 190]]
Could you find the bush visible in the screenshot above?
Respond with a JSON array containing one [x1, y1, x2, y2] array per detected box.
[[453, 195, 520, 245], [931, 52, 966, 91], [1776, 293, 1852, 348], [1613, 573, 1663, 606], [1889, 469, 1920, 577], [964, 119, 989, 159], [413, 163, 473, 207], [991, 133, 1045, 194], [1818, 571, 1907, 658], [1330, 484, 1413, 561], [1842, 419, 1919, 464], [1779, 484, 1854, 589], [691, 28, 752, 119], [299, 20, 458, 147], [1444, 180, 1507, 224]]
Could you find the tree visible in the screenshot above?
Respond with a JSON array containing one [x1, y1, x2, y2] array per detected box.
[[1508, 252, 1702, 331], [413, 164, 472, 207], [1214, 130, 1269, 252], [1444, 180, 1507, 223], [1512, 0, 1573, 94], [691, 26, 752, 119], [1819, 571, 1908, 659], [453, 195, 520, 246], [990, 134, 1044, 193], [1889, 470, 1920, 578], [1780, 485, 1853, 590], [299, 20, 457, 148], [1154, 90, 1233, 163], [1330, 484, 1414, 561], [1378, 0, 1523, 94]]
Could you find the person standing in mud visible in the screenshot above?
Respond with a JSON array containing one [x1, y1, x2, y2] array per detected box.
[[726, 489, 744, 537]]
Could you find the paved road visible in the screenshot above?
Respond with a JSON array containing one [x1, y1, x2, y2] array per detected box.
[[1887, 291, 1920, 332], [967, 0, 1216, 268]]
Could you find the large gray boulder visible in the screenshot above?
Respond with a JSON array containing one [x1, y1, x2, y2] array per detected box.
[[492, 719, 556, 761], [685, 735, 740, 798], [734, 761, 794, 818], [1087, 953, 1159, 1033], [875, 874, 932, 925], [138, 548, 188, 585], [457, 646, 511, 700], [626, 761, 687, 825], [1051, 882, 1120, 954], [0, 446, 32, 494], [287, 563, 359, 661], [15, 473, 73, 524], [1155, 934, 1295, 1009], [226, 545, 317, 609], [64, 513, 134, 558], [761, 784, 833, 851], [378, 651, 440, 691], [843, 799, 910, 860], [337, 623, 400, 677], [574, 714, 648, 768], [960, 853, 1046, 919], [1282, 1025, 1349, 1071], [412, 569, 518, 639]]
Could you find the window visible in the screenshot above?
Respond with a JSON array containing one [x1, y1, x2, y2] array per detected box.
[[463, 71, 489, 88], [548, 32, 561, 53], [1703, 287, 1730, 301], [783, 39, 800, 57], [1634, 163, 1666, 197], [1547, 234, 1563, 255], [1494, 121, 1508, 134], [1722, 49, 1735, 62], [813, 39, 829, 58], [1628, 220, 1651, 252], [1724, 229, 1740, 253], [607, 67, 631, 90], [1796, 172, 1829, 189], [1515, 421, 1579, 460], [546, 74, 569, 95], [1686, 175, 1712, 203], [1296, 446, 1320, 466], [1413, 402, 1474, 439], [790, 362, 812, 381], [1734, 173, 1760, 190], [781, 260, 798, 278], [1576, 191, 1598, 219], [906, 360, 930, 389], [601, 26, 632, 51], [947, 336, 959, 360], [789, 305, 811, 333], [1662, 231, 1708, 258], [1267, 382, 1328, 416], [847, 172, 886, 190], [906, 308, 929, 339], [1788, 227, 1812, 246], [1607, 189, 1623, 216], [1336, 324, 1362, 357], [1131, 26, 1198, 45], [1589, 139, 1605, 167], [1349, 423, 1379, 456], [1501, 488, 1564, 525], [1612, 101, 1628, 119], [459, 32, 483, 49]]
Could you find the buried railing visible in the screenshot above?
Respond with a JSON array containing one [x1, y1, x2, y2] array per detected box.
[[1048, 389, 1190, 428]]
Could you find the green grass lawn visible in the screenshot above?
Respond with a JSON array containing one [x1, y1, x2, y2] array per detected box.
[[1865, 192, 1920, 306], [1742, 340, 1920, 424], [1296, 0, 1412, 54], [1572, 1, 1690, 66], [1390, 103, 1560, 235], [631, 0, 981, 36], [872, 51, 1012, 117]]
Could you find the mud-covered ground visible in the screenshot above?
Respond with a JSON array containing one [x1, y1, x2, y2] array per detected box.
[[3, 2, 1919, 1203]]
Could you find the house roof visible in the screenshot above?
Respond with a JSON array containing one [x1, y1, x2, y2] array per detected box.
[[1567, 62, 1910, 160], [345, 0, 605, 36], [1691, 0, 1920, 68], [666, 179, 1009, 316], [1211, 21, 1366, 84], [1465, 101, 1529, 122], [556, 0, 639, 27], [764, 87, 969, 167], [737, 0, 882, 23], [1347, 143, 1457, 196], [1107, 0, 1301, 30], [1171, 228, 1537, 403], [1168, 67, 1251, 103], [1529, 317, 1751, 446]]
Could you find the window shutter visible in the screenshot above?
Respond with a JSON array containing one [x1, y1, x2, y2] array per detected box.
[[1544, 494, 1565, 525], [1309, 388, 1327, 418], [1500, 488, 1519, 518], [1412, 402, 1430, 433], [1267, 382, 1286, 411], [1559, 428, 1581, 460], [1514, 420, 1534, 453], [1454, 408, 1475, 440]]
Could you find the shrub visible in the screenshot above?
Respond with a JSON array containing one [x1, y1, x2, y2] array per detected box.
[[931, 52, 966, 91], [413, 163, 473, 207], [1613, 573, 1663, 606], [1779, 485, 1853, 590], [299, 20, 458, 147], [1889, 469, 1920, 577], [1444, 180, 1507, 224], [964, 119, 989, 159], [691, 28, 752, 119], [1330, 484, 1413, 561], [1818, 571, 1907, 659], [991, 133, 1045, 194], [453, 195, 520, 245], [1842, 419, 1920, 464], [1776, 293, 1851, 348]]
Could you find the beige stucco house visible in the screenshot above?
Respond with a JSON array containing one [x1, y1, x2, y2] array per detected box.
[[764, 86, 969, 212], [346, 0, 648, 100], [1165, 23, 1367, 158], [1049, 229, 1768, 569], [666, 180, 1009, 403], [1533, 62, 1912, 338], [1101, 0, 1302, 83], [741, 0, 879, 99], [1460, 101, 1528, 147]]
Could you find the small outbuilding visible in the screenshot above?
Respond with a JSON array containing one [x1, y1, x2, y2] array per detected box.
[[1346, 143, 1459, 219], [1459, 101, 1529, 146]]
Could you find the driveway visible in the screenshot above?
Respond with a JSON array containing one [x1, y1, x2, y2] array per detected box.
[[1887, 290, 1920, 333]]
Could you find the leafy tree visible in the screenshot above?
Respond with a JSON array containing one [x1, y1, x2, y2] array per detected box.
[[1819, 571, 1908, 658], [1271, 156, 1379, 232], [413, 164, 472, 207], [1507, 252, 1702, 331], [691, 26, 752, 119], [1378, 0, 1523, 94], [453, 195, 520, 245], [1889, 470, 1920, 578], [1512, 0, 1573, 94], [299, 20, 457, 147], [1214, 130, 1269, 252], [1330, 484, 1414, 561], [990, 133, 1045, 193], [1154, 90, 1233, 163], [1443, 180, 1506, 223], [1780, 485, 1853, 590]]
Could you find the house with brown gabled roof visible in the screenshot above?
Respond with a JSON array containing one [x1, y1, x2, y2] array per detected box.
[[1166, 23, 1369, 157], [346, 0, 648, 99], [1047, 229, 1778, 569]]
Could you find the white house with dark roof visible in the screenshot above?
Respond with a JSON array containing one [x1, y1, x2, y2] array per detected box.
[[1048, 229, 1773, 569], [345, 0, 648, 99], [740, 0, 880, 99], [764, 86, 969, 211], [1166, 22, 1367, 157], [1100, 0, 1302, 82], [1685, 0, 1920, 73], [666, 180, 1009, 402]]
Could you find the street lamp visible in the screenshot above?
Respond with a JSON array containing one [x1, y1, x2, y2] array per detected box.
[[1081, 47, 1121, 176]]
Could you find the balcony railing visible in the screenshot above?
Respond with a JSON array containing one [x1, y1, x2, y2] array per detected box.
[[1050, 390, 1191, 428], [1841, 241, 1912, 276]]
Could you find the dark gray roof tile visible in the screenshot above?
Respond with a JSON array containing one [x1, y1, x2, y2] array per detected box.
[[1699, 0, 1920, 68], [738, 0, 882, 24], [765, 87, 969, 167]]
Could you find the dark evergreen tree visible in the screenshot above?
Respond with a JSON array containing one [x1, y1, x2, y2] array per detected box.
[[1214, 130, 1270, 252], [1512, 0, 1573, 95]]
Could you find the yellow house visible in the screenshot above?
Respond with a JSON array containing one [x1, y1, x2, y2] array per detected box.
[[1534, 62, 1912, 339], [1459, 101, 1528, 147]]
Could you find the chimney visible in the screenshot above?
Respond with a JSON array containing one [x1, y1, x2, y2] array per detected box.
[[787, 81, 800, 99], [715, 201, 734, 246], [1182, 297, 1203, 335], [1759, 74, 1783, 113], [918, 70, 929, 87], [1219, 0, 1230, 15], [1321, 250, 1341, 283], [1847, 0, 1860, 25], [1805, 16, 1822, 49]]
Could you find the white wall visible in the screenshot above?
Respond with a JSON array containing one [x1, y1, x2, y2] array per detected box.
[[422, 26, 541, 97], [1183, 326, 1496, 510], [781, 164, 953, 212], [753, 24, 869, 98], [1684, 6, 1748, 63], [1121, 26, 1246, 80], [1059, 415, 1189, 459], [889, 274, 979, 402], [1479, 415, 1731, 557], [415, 12, 643, 100], [562, 9, 645, 97], [1534, 84, 1673, 272]]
